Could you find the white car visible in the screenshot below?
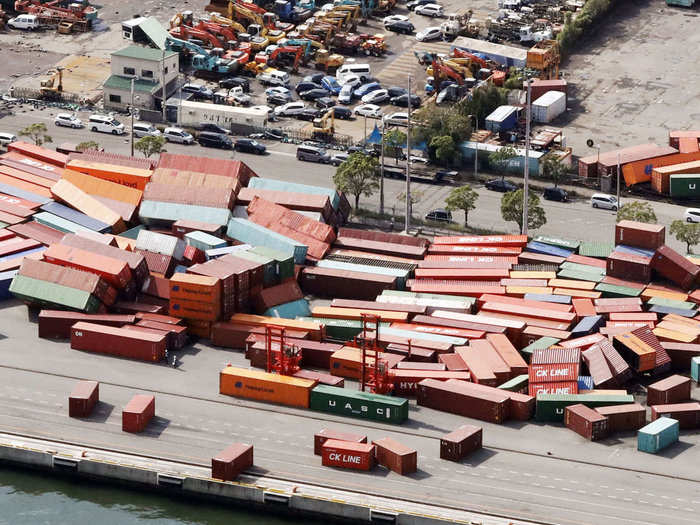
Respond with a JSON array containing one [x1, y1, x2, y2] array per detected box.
[[416, 26, 443, 42], [415, 4, 444, 17], [383, 14, 409, 25], [590, 193, 618, 211], [132, 122, 161, 138], [361, 89, 390, 104], [7, 14, 40, 30], [684, 208, 700, 223], [338, 74, 362, 88], [54, 113, 83, 128], [274, 101, 306, 116], [163, 127, 194, 144], [0, 132, 17, 146], [385, 112, 410, 126], [265, 86, 291, 98], [354, 104, 383, 119]]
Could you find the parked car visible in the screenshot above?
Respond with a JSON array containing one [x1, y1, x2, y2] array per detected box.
[[390, 94, 422, 108], [485, 179, 518, 192], [297, 108, 322, 121], [361, 89, 390, 104], [384, 20, 415, 34], [198, 131, 233, 149], [274, 101, 306, 116], [543, 186, 568, 202], [385, 111, 409, 126], [267, 93, 291, 106], [425, 208, 453, 222], [295, 81, 322, 94], [387, 86, 407, 98], [181, 83, 213, 99], [331, 152, 349, 166], [259, 69, 290, 87], [416, 26, 443, 42], [297, 145, 331, 163], [684, 208, 700, 223], [265, 86, 292, 98], [321, 75, 342, 95], [0, 132, 17, 146], [331, 106, 353, 120], [89, 114, 125, 135], [303, 73, 325, 84], [338, 83, 355, 104], [234, 138, 266, 154], [590, 193, 618, 210], [198, 123, 229, 135], [355, 82, 381, 98], [338, 74, 362, 88], [300, 88, 330, 101], [163, 127, 194, 144], [415, 4, 444, 17], [132, 122, 161, 138], [7, 14, 40, 30], [219, 76, 250, 91], [407, 0, 435, 10], [354, 104, 383, 118], [54, 113, 83, 128], [382, 14, 409, 24], [316, 97, 336, 109]]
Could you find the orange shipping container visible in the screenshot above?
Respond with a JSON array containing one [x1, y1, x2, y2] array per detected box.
[[61, 169, 143, 207], [0, 165, 55, 188], [486, 333, 528, 376], [432, 235, 527, 247], [219, 366, 316, 408], [313, 306, 408, 323], [0, 173, 51, 198], [329, 346, 404, 379], [43, 243, 131, 289], [553, 288, 602, 299], [169, 299, 221, 321], [169, 273, 221, 304], [228, 313, 323, 340], [67, 159, 152, 191], [548, 279, 597, 291], [50, 179, 126, 233], [624, 151, 700, 187]]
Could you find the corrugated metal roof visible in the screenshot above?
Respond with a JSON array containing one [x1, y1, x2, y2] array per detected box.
[[112, 45, 177, 61], [578, 241, 614, 259], [578, 144, 678, 167], [128, 17, 170, 50], [103, 75, 158, 93], [532, 90, 565, 106], [485, 105, 519, 124]]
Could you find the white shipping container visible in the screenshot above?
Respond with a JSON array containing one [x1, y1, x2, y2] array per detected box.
[[135, 230, 186, 260], [176, 100, 269, 128], [532, 91, 566, 123]]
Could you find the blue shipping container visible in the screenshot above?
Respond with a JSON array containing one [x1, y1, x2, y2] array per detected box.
[[248, 178, 339, 210], [140, 201, 231, 227], [637, 417, 679, 454], [0, 246, 46, 263], [485, 105, 520, 133], [40, 201, 111, 233], [263, 298, 311, 319], [578, 376, 594, 391], [226, 218, 307, 265], [33, 212, 94, 234], [613, 244, 655, 258], [525, 241, 574, 258], [0, 183, 51, 205], [205, 244, 252, 260], [649, 305, 697, 318], [0, 270, 18, 300], [691, 356, 700, 383], [570, 315, 604, 337], [524, 293, 572, 305]]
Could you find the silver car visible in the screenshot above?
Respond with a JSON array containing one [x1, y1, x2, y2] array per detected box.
[[54, 113, 83, 128], [132, 122, 161, 138], [163, 127, 194, 144]]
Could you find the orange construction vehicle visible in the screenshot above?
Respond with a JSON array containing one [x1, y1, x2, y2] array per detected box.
[[451, 47, 488, 69], [431, 58, 464, 85], [169, 25, 224, 49], [267, 46, 304, 72], [195, 20, 236, 43]]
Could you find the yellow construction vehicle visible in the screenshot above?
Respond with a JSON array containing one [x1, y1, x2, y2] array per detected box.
[[208, 13, 247, 35], [312, 107, 335, 139], [57, 21, 73, 34], [40, 66, 64, 100], [315, 49, 344, 72], [228, 2, 264, 29], [526, 39, 560, 80]]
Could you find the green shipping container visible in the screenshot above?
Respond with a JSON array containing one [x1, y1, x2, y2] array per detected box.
[[0, 221, 8, 229], [638, 417, 679, 454], [533, 235, 580, 250], [669, 174, 700, 198], [645, 296, 697, 311], [249, 246, 295, 282], [535, 393, 635, 422], [184, 230, 227, 252], [309, 384, 409, 424], [595, 282, 643, 298], [578, 242, 614, 259], [234, 250, 278, 287], [498, 374, 528, 392], [690, 356, 700, 382], [120, 225, 147, 240], [520, 336, 560, 361], [33, 212, 93, 234], [297, 317, 390, 341], [10, 275, 101, 313], [557, 268, 604, 283]]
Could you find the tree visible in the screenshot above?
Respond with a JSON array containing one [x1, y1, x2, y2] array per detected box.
[[19, 123, 52, 146], [542, 155, 567, 188], [134, 135, 166, 158], [76, 141, 100, 153], [333, 153, 379, 209], [445, 185, 479, 227], [616, 200, 657, 224], [384, 128, 406, 164], [397, 190, 425, 219], [489, 145, 517, 180], [430, 135, 461, 168], [501, 189, 547, 234], [670, 220, 700, 254]]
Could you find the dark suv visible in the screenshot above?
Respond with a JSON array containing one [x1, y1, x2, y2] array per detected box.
[[384, 20, 415, 34], [219, 76, 250, 91], [198, 123, 229, 135], [543, 186, 568, 202], [234, 138, 266, 154], [198, 131, 232, 149], [485, 179, 518, 192]]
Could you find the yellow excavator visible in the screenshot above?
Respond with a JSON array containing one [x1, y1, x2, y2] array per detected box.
[[312, 107, 335, 139], [40, 67, 64, 100], [209, 13, 247, 36]]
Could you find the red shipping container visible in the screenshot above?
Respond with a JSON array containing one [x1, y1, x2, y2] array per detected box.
[[572, 298, 597, 319], [440, 425, 482, 461], [39, 310, 135, 339], [565, 404, 609, 441], [518, 251, 566, 265], [596, 339, 633, 384], [647, 375, 691, 405], [528, 381, 578, 396], [136, 320, 188, 349], [438, 353, 468, 371], [417, 378, 509, 423], [601, 275, 647, 289], [414, 268, 510, 281], [389, 370, 470, 396], [615, 221, 665, 250], [650, 245, 700, 290], [322, 439, 375, 471], [372, 437, 417, 475], [212, 443, 254, 481], [486, 333, 528, 376], [61, 233, 148, 284], [559, 333, 605, 349], [507, 391, 535, 420], [122, 394, 155, 433], [384, 343, 437, 363], [252, 279, 303, 313], [43, 244, 132, 289], [301, 266, 396, 300], [9, 221, 65, 247], [248, 196, 336, 244], [660, 341, 700, 370], [606, 251, 651, 283], [582, 344, 615, 388], [650, 402, 700, 429], [455, 346, 497, 386], [7, 141, 67, 167], [70, 321, 166, 362], [529, 362, 579, 383], [595, 403, 646, 432], [68, 380, 99, 418], [531, 347, 581, 364], [314, 429, 367, 455], [432, 234, 527, 247], [396, 362, 446, 371]]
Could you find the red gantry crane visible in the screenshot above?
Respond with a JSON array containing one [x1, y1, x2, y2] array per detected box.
[[265, 326, 301, 377], [347, 314, 393, 395]]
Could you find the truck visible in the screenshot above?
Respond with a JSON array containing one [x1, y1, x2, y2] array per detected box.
[[380, 164, 450, 184], [174, 99, 269, 129], [166, 36, 239, 78]]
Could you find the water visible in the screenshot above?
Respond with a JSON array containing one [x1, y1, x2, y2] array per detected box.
[[0, 467, 303, 525]]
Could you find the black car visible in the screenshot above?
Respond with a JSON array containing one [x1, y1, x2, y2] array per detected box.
[[544, 186, 569, 202], [303, 73, 325, 84], [384, 20, 415, 34], [407, 0, 434, 9], [485, 179, 518, 192], [198, 132, 232, 149], [315, 96, 336, 109], [390, 94, 421, 108], [300, 88, 330, 101], [297, 108, 322, 121], [331, 106, 353, 120], [387, 86, 407, 98], [218, 76, 250, 91], [234, 138, 266, 155], [198, 123, 228, 135], [348, 145, 380, 157], [295, 81, 322, 94], [267, 93, 291, 106]]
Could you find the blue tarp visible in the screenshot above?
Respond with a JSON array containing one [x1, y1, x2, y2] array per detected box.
[[367, 124, 382, 145]]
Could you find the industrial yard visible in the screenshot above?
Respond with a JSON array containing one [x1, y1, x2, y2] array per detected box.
[[0, 1, 700, 525]]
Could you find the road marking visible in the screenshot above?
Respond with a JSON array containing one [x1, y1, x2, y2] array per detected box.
[[561, 488, 572, 492], [608, 495, 617, 499]]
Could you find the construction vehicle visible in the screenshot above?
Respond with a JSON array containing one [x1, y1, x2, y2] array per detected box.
[[451, 47, 489, 69], [283, 37, 320, 59], [262, 11, 294, 32], [359, 33, 386, 57], [15, 0, 94, 31], [312, 107, 335, 139], [39, 66, 63, 100], [166, 36, 239, 78], [315, 49, 344, 72], [57, 20, 73, 33], [264, 326, 302, 378], [267, 45, 304, 71], [440, 9, 479, 40], [526, 39, 560, 80], [330, 32, 362, 55], [208, 12, 247, 35], [169, 24, 225, 49], [273, 0, 313, 24], [304, 20, 336, 46], [519, 24, 552, 43], [196, 20, 237, 43]]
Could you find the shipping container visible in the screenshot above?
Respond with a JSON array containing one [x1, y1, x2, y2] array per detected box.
[[498, 374, 528, 393], [417, 378, 509, 423], [313, 428, 368, 456], [322, 439, 375, 471], [43, 243, 131, 289], [637, 417, 679, 454], [61, 234, 148, 285], [389, 369, 470, 396], [615, 221, 665, 250], [372, 437, 417, 475], [440, 425, 482, 462], [335, 236, 427, 260], [140, 201, 231, 227], [49, 179, 125, 233], [647, 375, 692, 405], [564, 403, 608, 441], [135, 319, 188, 350], [7, 222, 63, 246], [7, 142, 67, 167], [532, 91, 566, 123], [691, 355, 700, 381], [38, 310, 134, 339], [651, 245, 700, 290], [34, 211, 96, 235], [226, 218, 307, 264], [66, 159, 152, 191], [595, 403, 646, 432], [316, 306, 408, 323], [606, 251, 651, 283], [438, 353, 468, 371], [650, 402, 700, 429], [329, 347, 403, 379], [220, 366, 316, 408], [0, 270, 16, 300], [535, 393, 635, 422], [68, 380, 99, 418], [122, 394, 155, 433], [211, 443, 253, 481], [670, 174, 700, 198], [156, 153, 256, 185], [571, 315, 605, 337], [10, 275, 100, 312], [581, 344, 616, 388], [302, 266, 396, 301], [71, 321, 166, 361], [310, 384, 408, 424], [528, 381, 578, 396]]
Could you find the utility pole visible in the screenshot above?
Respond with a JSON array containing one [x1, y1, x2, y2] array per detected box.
[[363, 115, 367, 146], [522, 76, 532, 237], [130, 77, 135, 157], [404, 75, 412, 233], [616, 152, 621, 207], [161, 49, 167, 123], [380, 116, 385, 215], [472, 115, 478, 179]]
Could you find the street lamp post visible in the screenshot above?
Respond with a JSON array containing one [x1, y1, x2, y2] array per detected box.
[[404, 75, 412, 233], [522, 76, 532, 236], [471, 114, 478, 179], [380, 116, 385, 215], [130, 77, 136, 157]]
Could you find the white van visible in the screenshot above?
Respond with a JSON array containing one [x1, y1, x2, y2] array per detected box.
[[0, 132, 18, 146], [8, 14, 40, 30], [132, 122, 161, 138], [89, 114, 126, 135], [259, 69, 290, 87], [590, 193, 618, 211], [336, 63, 372, 84]]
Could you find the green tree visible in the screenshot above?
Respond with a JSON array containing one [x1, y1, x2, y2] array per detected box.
[[616, 200, 657, 223], [670, 220, 700, 254], [134, 135, 167, 158], [397, 190, 425, 219], [76, 141, 100, 153], [542, 155, 567, 188], [489, 145, 517, 180], [384, 128, 406, 164], [501, 189, 547, 234], [333, 153, 379, 209], [430, 135, 461, 168], [445, 185, 479, 227], [19, 122, 52, 146]]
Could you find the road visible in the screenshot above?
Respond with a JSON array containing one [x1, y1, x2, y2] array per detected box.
[[0, 107, 691, 252], [0, 302, 698, 525]]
